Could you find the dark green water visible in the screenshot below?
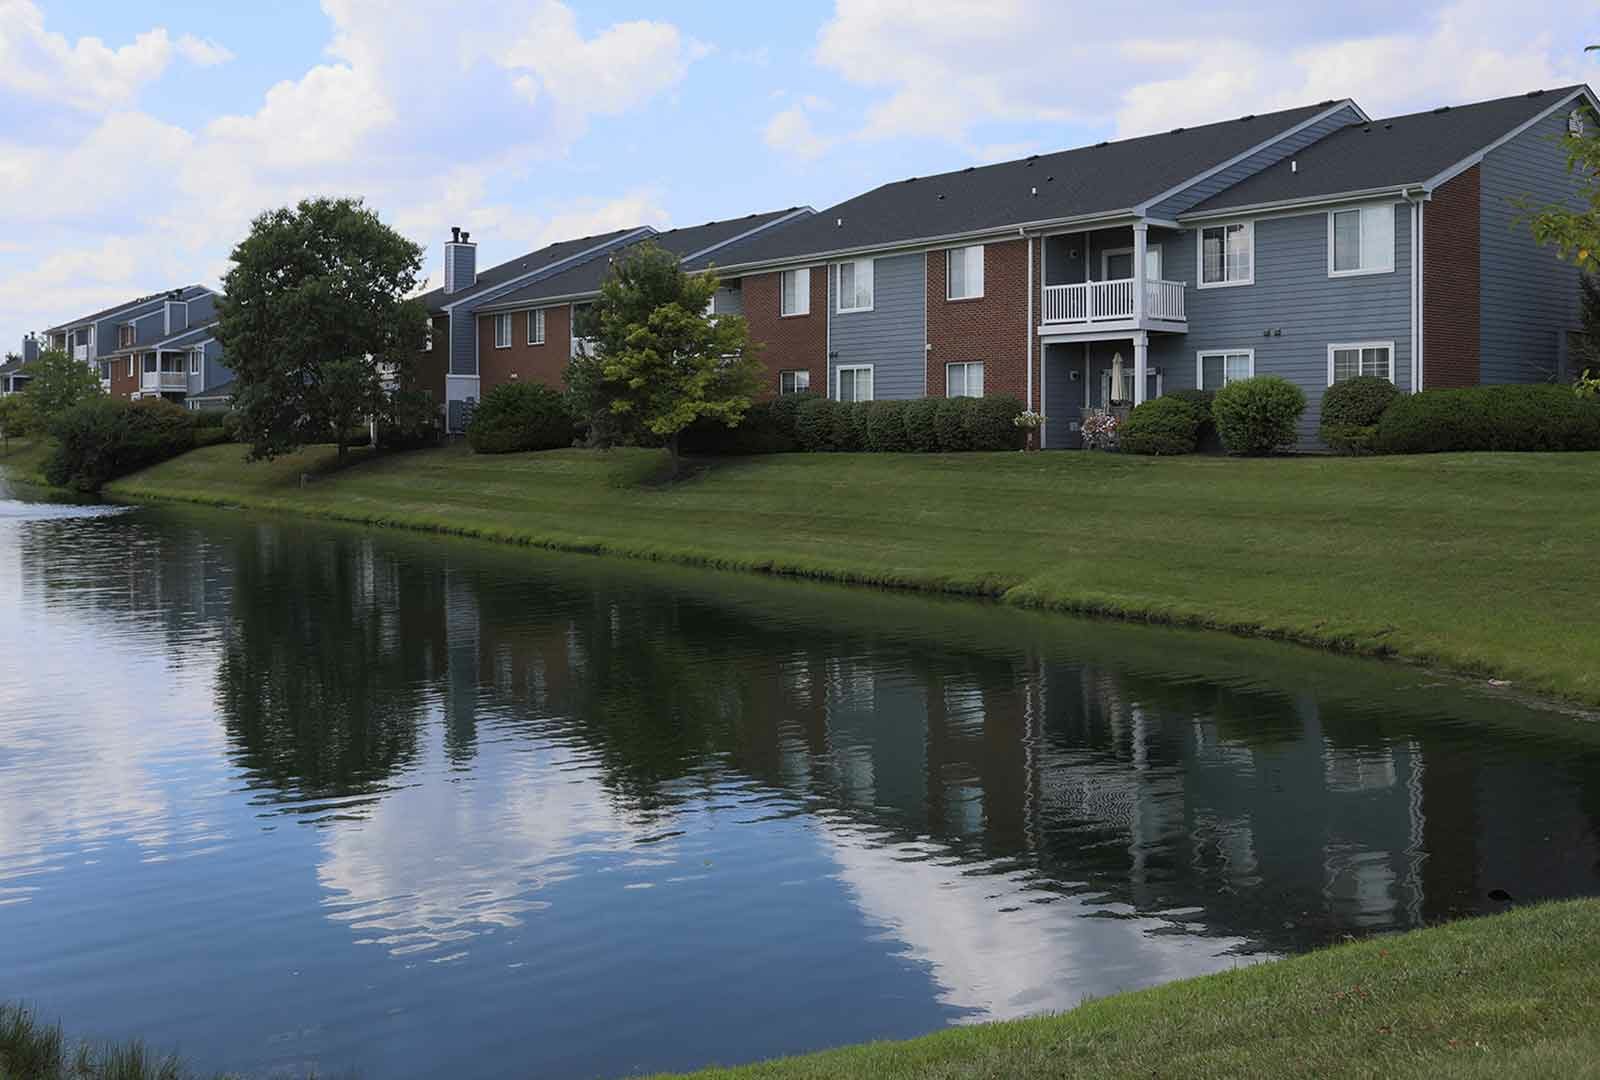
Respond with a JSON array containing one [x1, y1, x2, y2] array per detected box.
[[1, 486, 1597, 1078]]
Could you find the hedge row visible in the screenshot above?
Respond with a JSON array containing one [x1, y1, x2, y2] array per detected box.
[[1373, 383, 1600, 453], [1119, 377, 1306, 456], [681, 393, 1027, 454], [46, 397, 207, 492], [466, 382, 576, 454]]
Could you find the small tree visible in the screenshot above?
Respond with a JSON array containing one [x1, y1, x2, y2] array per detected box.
[[217, 197, 426, 462], [1526, 63, 1600, 272], [569, 242, 762, 476], [0, 393, 40, 448], [20, 348, 102, 422]]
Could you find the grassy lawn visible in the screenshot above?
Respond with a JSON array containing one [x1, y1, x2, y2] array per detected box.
[[106, 443, 1600, 702], [0, 436, 51, 486], [657, 900, 1600, 1080]]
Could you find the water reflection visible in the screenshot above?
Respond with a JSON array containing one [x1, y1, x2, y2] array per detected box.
[[2, 501, 1598, 1078]]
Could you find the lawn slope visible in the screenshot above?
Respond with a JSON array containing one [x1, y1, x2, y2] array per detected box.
[[656, 900, 1600, 1080], [106, 443, 1600, 702]]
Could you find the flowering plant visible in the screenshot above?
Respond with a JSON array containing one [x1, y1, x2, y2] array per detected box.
[[1012, 411, 1045, 430], [1576, 368, 1600, 400], [1081, 410, 1121, 450]]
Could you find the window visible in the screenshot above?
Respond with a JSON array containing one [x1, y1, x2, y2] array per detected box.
[[780, 369, 810, 395], [1198, 222, 1253, 287], [837, 365, 873, 402], [126, 356, 134, 378], [1328, 204, 1394, 276], [422, 326, 433, 351], [527, 308, 545, 345], [836, 259, 874, 312], [493, 313, 512, 349], [189, 349, 201, 375], [780, 268, 810, 316], [946, 245, 984, 300], [1103, 245, 1162, 282], [1197, 349, 1253, 390], [946, 361, 984, 398], [1328, 341, 1395, 384], [118, 324, 135, 348]]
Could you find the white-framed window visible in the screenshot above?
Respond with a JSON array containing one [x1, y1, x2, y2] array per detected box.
[[1103, 245, 1163, 282], [946, 361, 984, 397], [493, 313, 512, 349], [946, 245, 985, 300], [189, 349, 201, 375], [1196, 349, 1254, 390], [126, 355, 134, 378], [118, 324, 136, 348], [837, 364, 873, 402], [527, 308, 545, 345], [422, 326, 433, 351], [1198, 221, 1253, 288], [1328, 203, 1395, 276], [780, 268, 810, 316], [780, 369, 810, 395], [836, 259, 874, 313], [1328, 341, 1395, 384]]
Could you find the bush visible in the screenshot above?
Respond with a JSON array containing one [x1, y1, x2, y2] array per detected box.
[[1164, 389, 1219, 452], [829, 401, 868, 452], [863, 400, 911, 452], [902, 398, 940, 451], [221, 411, 244, 443], [1213, 375, 1307, 455], [932, 398, 973, 451], [1374, 384, 1600, 453], [682, 394, 1026, 454], [466, 382, 574, 454], [794, 396, 835, 451], [378, 386, 443, 450], [189, 408, 231, 430], [1320, 376, 1400, 454], [964, 395, 1026, 450], [0, 393, 40, 439], [46, 397, 198, 492], [1121, 396, 1202, 455], [679, 392, 818, 455]]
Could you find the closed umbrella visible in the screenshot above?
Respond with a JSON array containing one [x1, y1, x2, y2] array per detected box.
[[1110, 351, 1124, 404]]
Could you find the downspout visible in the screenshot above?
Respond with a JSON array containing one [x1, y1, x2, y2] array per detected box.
[[1405, 186, 1425, 392], [1023, 227, 1034, 412]]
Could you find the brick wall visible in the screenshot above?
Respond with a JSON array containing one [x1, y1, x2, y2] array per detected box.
[[741, 267, 828, 397], [1423, 166, 1481, 388], [477, 306, 573, 395], [926, 238, 1030, 402], [108, 354, 139, 399]]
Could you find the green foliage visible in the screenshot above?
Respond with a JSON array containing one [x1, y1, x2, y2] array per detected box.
[[188, 408, 231, 430], [1576, 368, 1600, 399], [1164, 388, 1219, 451], [1320, 375, 1402, 454], [0, 393, 40, 440], [1374, 384, 1600, 453], [378, 385, 443, 450], [19, 348, 102, 421], [964, 395, 1026, 450], [1212, 375, 1307, 455], [466, 382, 575, 454], [1525, 119, 1600, 271], [1120, 396, 1201, 455], [933, 397, 974, 451], [768, 395, 1024, 453], [902, 398, 941, 451], [829, 401, 868, 452], [680, 392, 818, 455], [217, 196, 426, 462], [45, 397, 198, 491], [1575, 273, 1600, 376], [861, 400, 909, 451], [794, 395, 836, 450], [570, 241, 763, 472]]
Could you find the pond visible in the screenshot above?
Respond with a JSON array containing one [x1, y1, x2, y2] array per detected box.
[[1, 484, 1598, 1078]]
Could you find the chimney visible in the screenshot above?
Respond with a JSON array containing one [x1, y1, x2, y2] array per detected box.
[[21, 333, 40, 364], [443, 226, 478, 295]]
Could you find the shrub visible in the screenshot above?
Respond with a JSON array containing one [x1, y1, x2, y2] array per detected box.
[[902, 398, 941, 452], [864, 400, 911, 452], [1213, 375, 1307, 455], [933, 398, 972, 451], [189, 408, 231, 430], [964, 395, 1026, 450], [221, 411, 244, 444], [1164, 389, 1218, 452], [830, 401, 868, 452], [1374, 384, 1600, 453], [794, 396, 835, 451], [678, 392, 818, 455], [466, 382, 574, 454], [378, 386, 443, 450], [1120, 396, 1201, 455], [0, 393, 40, 439], [1319, 376, 1400, 454], [46, 397, 198, 492]]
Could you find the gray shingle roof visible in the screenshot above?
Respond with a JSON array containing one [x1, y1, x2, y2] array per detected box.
[[1187, 86, 1591, 214], [188, 378, 235, 402], [45, 285, 213, 333], [417, 227, 645, 313], [683, 102, 1345, 270], [482, 208, 808, 308]]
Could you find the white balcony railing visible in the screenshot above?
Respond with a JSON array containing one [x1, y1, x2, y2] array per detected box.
[[141, 371, 187, 392], [1042, 279, 1187, 325], [73, 344, 89, 362], [571, 336, 597, 359]]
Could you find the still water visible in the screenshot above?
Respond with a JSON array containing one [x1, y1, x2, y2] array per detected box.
[[1, 482, 1598, 1078]]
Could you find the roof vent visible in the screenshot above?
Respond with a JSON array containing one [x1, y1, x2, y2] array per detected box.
[[1432, 105, 1451, 114], [835, 217, 843, 228], [937, 194, 946, 200], [1527, 88, 1546, 97], [1170, 126, 1185, 134], [1031, 186, 1038, 196], [1384, 122, 1393, 130], [1094, 140, 1108, 147], [1045, 175, 1054, 182], [1363, 125, 1373, 133], [1239, 114, 1255, 121], [1291, 160, 1298, 174], [451, 226, 461, 243], [963, 166, 975, 172], [461, 231, 471, 243]]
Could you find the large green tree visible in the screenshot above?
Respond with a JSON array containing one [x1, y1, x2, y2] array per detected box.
[[217, 197, 426, 461], [20, 348, 102, 421], [568, 242, 761, 476]]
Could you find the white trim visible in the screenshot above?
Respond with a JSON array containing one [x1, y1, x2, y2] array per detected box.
[[835, 258, 874, 313], [189, 348, 202, 376], [836, 363, 874, 402], [1423, 87, 1598, 191], [1195, 348, 1255, 390], [1101, 243, 1162, 282], [780, 267, 811, 317], [1133, 100, 1369, 213], [526, 307, 545, 346], [1327, 340, 1397, 384], [779, 369, 811, 395], [1415, 200, 1425, 391], [945, 360, 984, 398], [1025, 233, 1034, 412], [492, 312, 512, 349], [1327, 202, 1396, 278], [1196, 221, 1254, 289], [946, 244, 985, 300]]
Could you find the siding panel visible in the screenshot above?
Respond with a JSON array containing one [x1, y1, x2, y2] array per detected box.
[[828, 253, 926, 400]]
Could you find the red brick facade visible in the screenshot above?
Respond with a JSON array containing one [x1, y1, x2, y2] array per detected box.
[[478, 306, 573, 395], [1423, 166, 1481, 388], [741, 267, 828, 397], [925, 238, 1030, 401], [106, 353, 139, 400]]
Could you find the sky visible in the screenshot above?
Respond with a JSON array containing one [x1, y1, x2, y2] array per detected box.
[[2, 0, 1597, 347]]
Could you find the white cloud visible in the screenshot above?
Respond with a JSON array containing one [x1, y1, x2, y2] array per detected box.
[[174, 34, 235, 68], [765, 103, 837, 160], [206, 63, 392, 169]]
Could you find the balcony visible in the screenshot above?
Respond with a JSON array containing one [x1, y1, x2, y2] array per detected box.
[[1041, 279, 1186, 326], [141, 371, 188, 392], [571, 336, 597, 359], [73, 344, 90, 362]]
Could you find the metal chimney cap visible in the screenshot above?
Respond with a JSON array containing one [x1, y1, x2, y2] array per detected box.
[[451, 226, 462, 243]]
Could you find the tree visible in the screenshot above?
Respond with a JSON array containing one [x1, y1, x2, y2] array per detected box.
[[216, 197, 426, 462], [20, 348, 102, 421], [1577, 272, 1600, 377], [0, 393, 39, 448], [1526, 58, 1600, 273], [569, 242, 762, 476]]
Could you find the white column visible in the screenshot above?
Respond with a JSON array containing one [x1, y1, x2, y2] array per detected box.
[[1083, 231, 1093, 320], [1133, 331, 1148, 407], [1132, 221, 1148, 325]]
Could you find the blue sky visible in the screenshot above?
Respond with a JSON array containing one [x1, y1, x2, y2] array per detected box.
[[3, 0, 1597, 347]]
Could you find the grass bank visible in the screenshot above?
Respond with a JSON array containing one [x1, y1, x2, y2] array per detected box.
[[659, 900, 1600, 1079], [0, 436, 51, 486], [105, 442, 1600, 702]]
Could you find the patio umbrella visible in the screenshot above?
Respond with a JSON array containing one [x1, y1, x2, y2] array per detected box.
[[1110, 351, 1124, 404]]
